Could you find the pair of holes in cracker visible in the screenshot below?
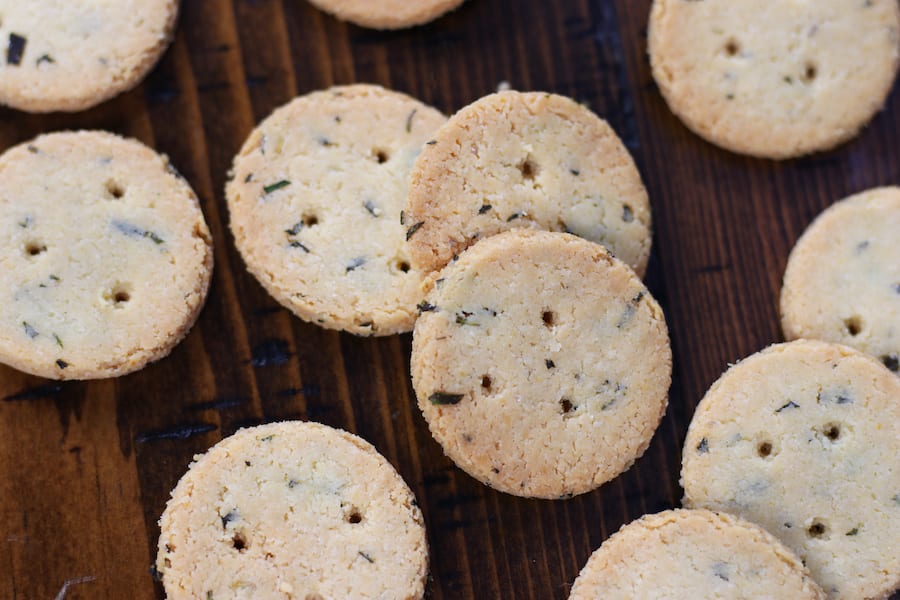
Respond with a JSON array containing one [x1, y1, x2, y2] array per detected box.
[[723, 39, 818, 83]]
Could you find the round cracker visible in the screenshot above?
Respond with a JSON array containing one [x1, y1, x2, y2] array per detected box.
[[405, 91, 652, 276], [0, 130, 212, 380], [411, 230, 671, 499], [157, 421, 428, 600], [648, 0, 900, 158], [226, 84, 446, 336], [682, 340, 900, 599]]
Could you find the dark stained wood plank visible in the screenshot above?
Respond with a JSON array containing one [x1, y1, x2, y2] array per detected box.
[[0, 0, 898, 598]]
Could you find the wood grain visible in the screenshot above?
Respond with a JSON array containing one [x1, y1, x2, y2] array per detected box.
[[1, 0, 898, 598]]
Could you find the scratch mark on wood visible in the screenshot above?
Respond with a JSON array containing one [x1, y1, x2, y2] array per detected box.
[[54, 576, 96, 600], [135, 423, 216, 443]]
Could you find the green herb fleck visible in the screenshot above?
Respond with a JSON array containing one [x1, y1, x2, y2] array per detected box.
[[696, 438, 709, 454], [845, 527, 860, 536], [429, 392, 464, 405], [400, 210, 406, 225], [506, 212, 522, 222], [112, 220, 165, 245], [288, 479, 299, 489], [260, 434, 274, 442], [23, 322, 38, 339], [417, 301, 437, 313], [56, 359, 68, 369], [49, 274, 60, 282], [426, 140, 437, 145], [36, 54, 54, 66], [53, 333, 63, 349], [358, 551, 374, 563], [406, 109, 417, 133], [264, 180, 291, 194], [26, 145, 38, 154], [289, 241, 310, 253], [478, 204, 492, 214], [455, 311, 478, 326], [406, 221, 424, 240], [775, 400, 799, 413]]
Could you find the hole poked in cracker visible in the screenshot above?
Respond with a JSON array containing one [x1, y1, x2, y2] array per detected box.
[[231, 531, 249, 551], [342, 503, 364, 524], [105, 179, 125, 199], [724, 38, 741, 57], [481, 375, 492, 392], [806, 519, 829, 539], [519, 156, 539, 180], [391, 258, 411, 274], [756, 440, 777, 459], [24, 241, 47, 257], [817, 422, 843, 443], [542, 310, 556, 328], [302, 213, 319, 227], [104, 283, 133, 308], [373, 148, 390, 164], [843, 315, 863, 336], [802, 62, 818, 83]]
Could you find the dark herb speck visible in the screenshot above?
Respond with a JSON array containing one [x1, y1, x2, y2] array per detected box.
[[426, 140, 437, 145], [7, 34, 26, 66], [289, 241, 310, 253], [478, 204, 492, 214], [18, 215, 33, 228], [882, 354, 899, 372], [53, 334, 63, 349], [346, 256, 366, 273], [112, 220, 165, 245], [775, 400, 800, 413], [221, 509, 239, 529], [845, 527, 859, 536], [417, 301, 437, 313], [622, 204, 634, 223], [545, 359, 555, 369], [696, 438, 709, 454], [406, 221, 424, 240], [506, 213, 521, 222], [429, 392, 464, 405], [36, 54, 54, 66], [56, 359, 68, 369], [358, 551, 374, 563], [569, 169, 580, 176], [406, 109, 417, 133]]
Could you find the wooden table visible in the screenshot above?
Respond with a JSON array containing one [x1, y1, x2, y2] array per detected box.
[[1, 1, 898, 598]]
